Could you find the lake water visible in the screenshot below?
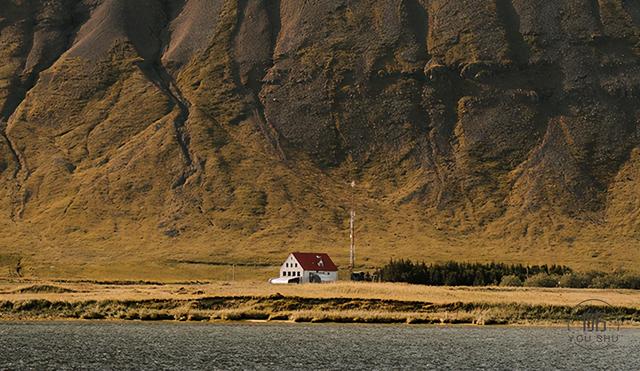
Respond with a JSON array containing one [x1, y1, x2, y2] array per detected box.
[[0, 322, 638, 370]]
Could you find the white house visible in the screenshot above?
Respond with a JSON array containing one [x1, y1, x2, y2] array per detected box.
[[269, 252, 338, 284]]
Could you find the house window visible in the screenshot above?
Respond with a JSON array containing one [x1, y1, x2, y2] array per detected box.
[[297, 272, 300, 277], [286, 263, 289, 268]]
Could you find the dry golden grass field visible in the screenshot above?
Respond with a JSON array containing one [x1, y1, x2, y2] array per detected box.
[[0, 280, 638, 307], [1, 280, 638, 326]]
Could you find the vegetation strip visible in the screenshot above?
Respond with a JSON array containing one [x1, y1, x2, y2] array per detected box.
[[378, 260, 640, 289], [1, 295, 638, 326]]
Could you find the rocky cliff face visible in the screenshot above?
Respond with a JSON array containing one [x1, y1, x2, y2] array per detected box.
[[0, 0, 639, 277]]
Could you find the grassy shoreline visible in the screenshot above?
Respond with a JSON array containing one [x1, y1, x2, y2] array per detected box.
[[1, 281, 639, 326]]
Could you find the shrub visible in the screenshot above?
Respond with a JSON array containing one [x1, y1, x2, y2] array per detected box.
[[619, 273, 640, 289], [524, 273, 559, 288], [220, 310, 269, 321], [590, 274, 618, 289], [588, 272, 640, 289], [559, 273, 590, 288], [499, 275, 523, 287]]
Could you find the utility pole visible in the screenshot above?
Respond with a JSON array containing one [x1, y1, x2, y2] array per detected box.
[[349, 180, 356, 275]]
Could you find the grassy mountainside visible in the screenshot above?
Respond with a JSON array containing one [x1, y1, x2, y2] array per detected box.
[[0, 0, 639, 279]]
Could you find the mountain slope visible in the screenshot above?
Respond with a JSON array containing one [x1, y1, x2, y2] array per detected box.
[[0, 0, 639, 279]]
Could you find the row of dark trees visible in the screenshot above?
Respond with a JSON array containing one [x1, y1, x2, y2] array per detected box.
[[377, 259, 573, 286]]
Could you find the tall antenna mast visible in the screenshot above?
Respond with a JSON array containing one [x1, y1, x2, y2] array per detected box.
[[349, 180, 356, 273]]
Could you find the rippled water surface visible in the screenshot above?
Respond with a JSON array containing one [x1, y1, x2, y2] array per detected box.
[[0, 322, 638, 370]]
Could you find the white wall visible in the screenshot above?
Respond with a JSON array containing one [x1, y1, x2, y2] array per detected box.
[[280, 254, 303, 279], [302, 270, 337, 283]]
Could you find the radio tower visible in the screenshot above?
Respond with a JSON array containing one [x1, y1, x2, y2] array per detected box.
[[349, 180, 356, 273]]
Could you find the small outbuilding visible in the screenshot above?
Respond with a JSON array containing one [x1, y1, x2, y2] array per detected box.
[[269, 252, 338, 284]]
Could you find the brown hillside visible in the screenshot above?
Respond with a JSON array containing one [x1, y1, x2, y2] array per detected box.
[[0, 0, 639, 279]]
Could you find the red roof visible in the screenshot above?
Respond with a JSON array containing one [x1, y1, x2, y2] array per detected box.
[[291, 252, 338, 271]]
